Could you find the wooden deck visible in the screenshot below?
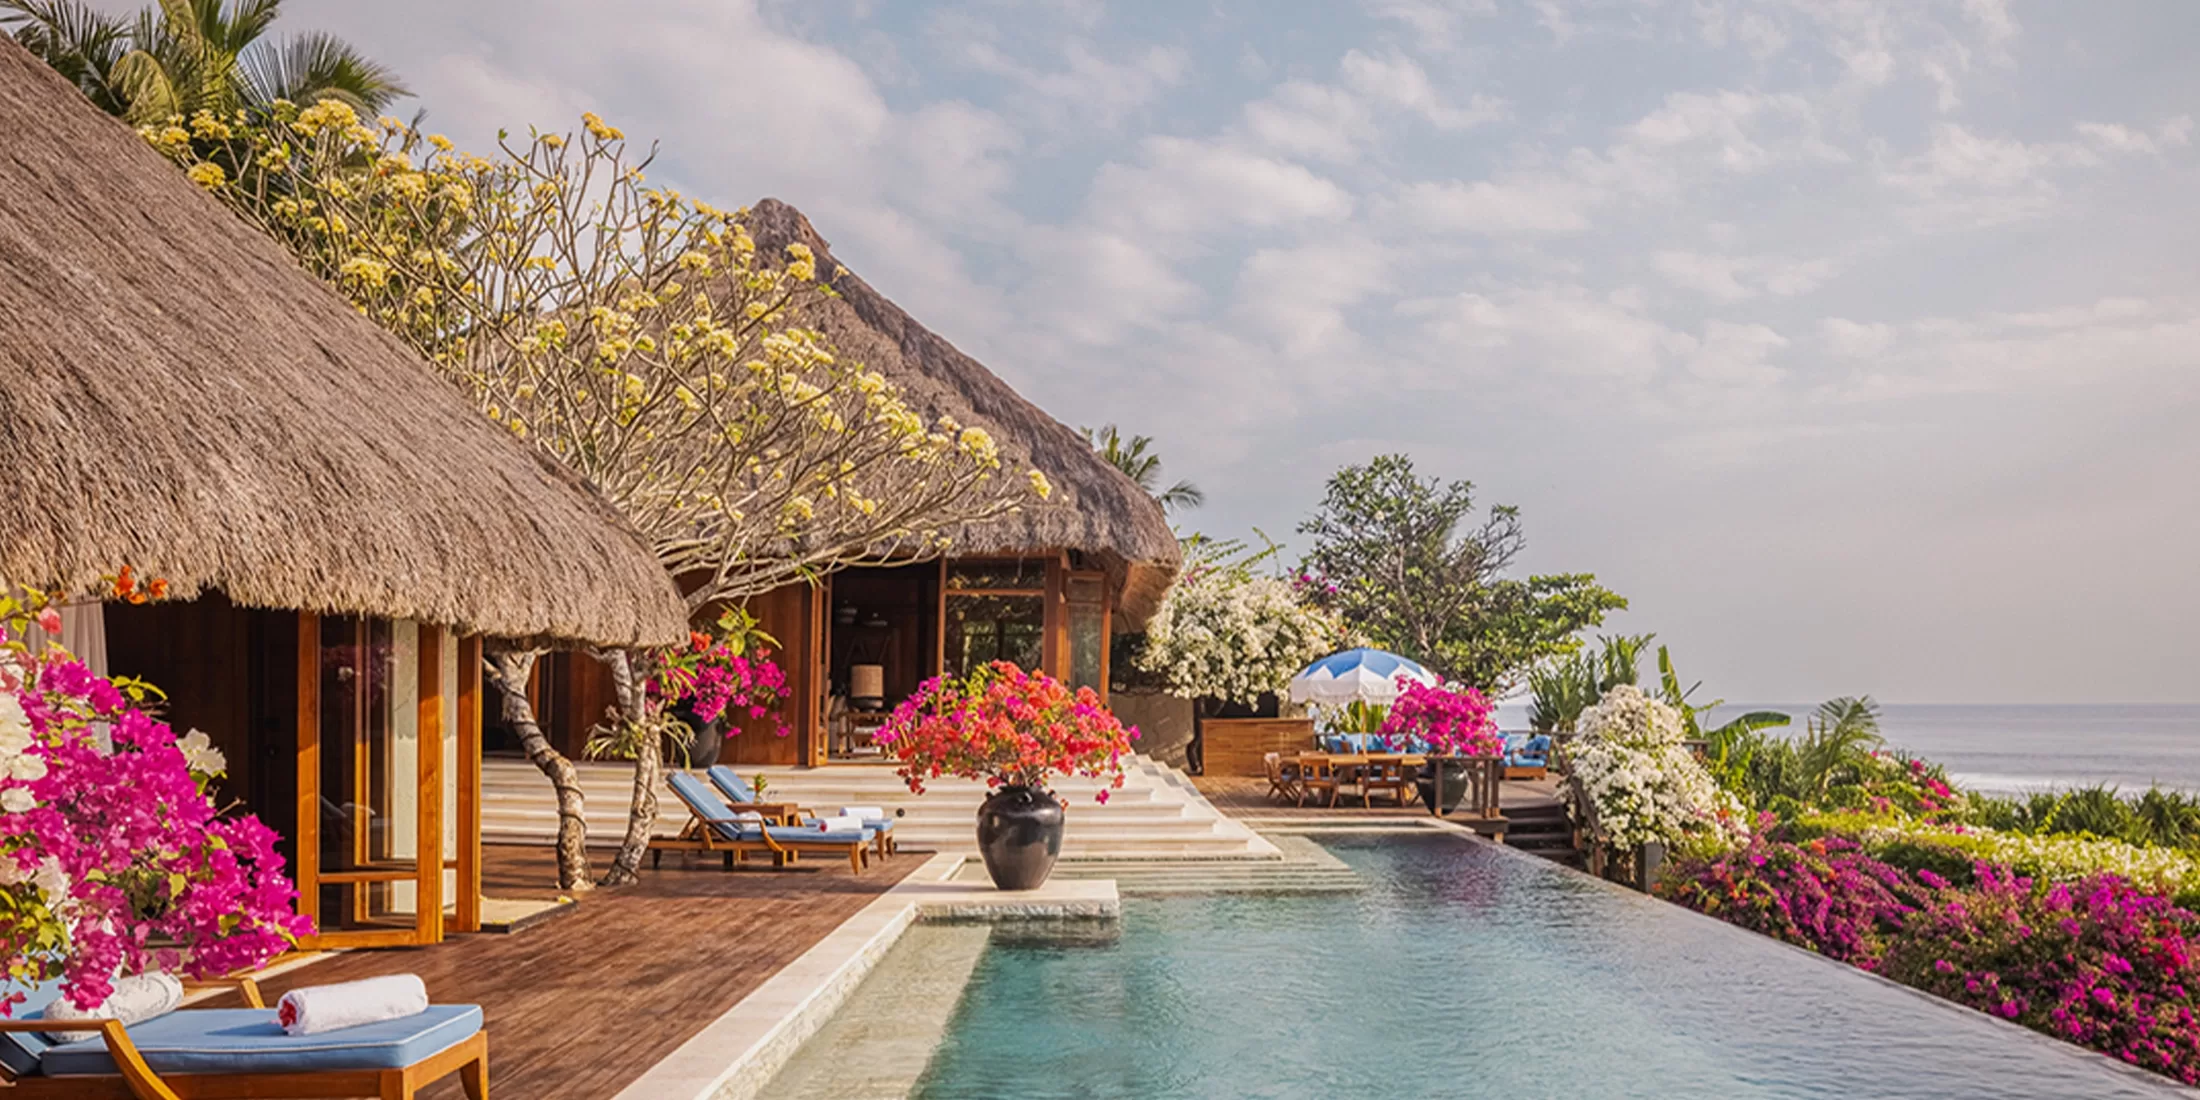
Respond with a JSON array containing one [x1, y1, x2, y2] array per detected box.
[[206, 844, 926, 1099]]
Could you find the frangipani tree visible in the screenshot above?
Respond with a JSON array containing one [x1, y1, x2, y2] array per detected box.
[[157, 102, 1040, 886]]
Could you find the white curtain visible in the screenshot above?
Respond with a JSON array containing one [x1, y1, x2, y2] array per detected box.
[[22, 602, 109, 678]]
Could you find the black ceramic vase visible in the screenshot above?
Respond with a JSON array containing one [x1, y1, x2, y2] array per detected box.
[[668, 706, 727, 769], [976, 785, 1065, 891], [1415, 756, 1475, 815]]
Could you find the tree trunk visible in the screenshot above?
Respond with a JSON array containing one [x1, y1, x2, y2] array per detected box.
[[484, 649, 593, 893], [598, 647, 660, 887]]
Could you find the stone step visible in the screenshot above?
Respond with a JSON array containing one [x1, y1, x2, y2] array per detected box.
[[481, 755, 1277, 858]]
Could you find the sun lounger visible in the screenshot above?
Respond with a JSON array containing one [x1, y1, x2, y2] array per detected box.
[[0, 975, 485, 1099], [706, 765, 896, 859], [652, 771, 874, 873], [1505, 733, 1552, 780]]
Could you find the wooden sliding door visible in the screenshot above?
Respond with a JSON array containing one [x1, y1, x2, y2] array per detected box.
[[294, 614, 462, 948]]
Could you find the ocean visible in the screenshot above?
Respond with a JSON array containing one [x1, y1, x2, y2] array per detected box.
[[1497, 703, 2200, 796]]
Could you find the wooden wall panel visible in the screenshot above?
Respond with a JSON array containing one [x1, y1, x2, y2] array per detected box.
[[1202, 718, 1318, 778], [721, 582, 816, 767]]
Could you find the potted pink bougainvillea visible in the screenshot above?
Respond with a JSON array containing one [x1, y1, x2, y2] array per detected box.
[[875, 662, 1137, 890], [648, 609, 790, 768], [1378, 680, 1502, 814], [0, 589, 313, 1014]]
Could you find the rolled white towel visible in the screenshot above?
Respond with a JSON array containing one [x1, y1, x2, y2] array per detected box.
[[277, 974, 429, 1036], [837, 806, 886, 820], [811, 814, 863, 834]]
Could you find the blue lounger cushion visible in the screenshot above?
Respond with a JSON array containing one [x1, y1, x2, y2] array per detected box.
[[705, 820, 870, 845], [1, 979, 67, 1077], [40, 1004, 482, 1078]]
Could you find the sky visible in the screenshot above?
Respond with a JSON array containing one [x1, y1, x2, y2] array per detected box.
[[176, 1, 2200, 702]]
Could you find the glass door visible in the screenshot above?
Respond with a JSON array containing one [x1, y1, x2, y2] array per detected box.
[[296, 614, 444, 948]]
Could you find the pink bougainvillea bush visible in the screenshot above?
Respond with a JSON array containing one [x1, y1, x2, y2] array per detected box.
[[1881, 867, 2200, 1084], [1377, 680, 1503, 757], [1663, 828, 2200, 1084], [874, 662, 1138, 801], [0, 596, 313, 1012], [1658, 832, 1927, 968], [651, 629, 790, 737]]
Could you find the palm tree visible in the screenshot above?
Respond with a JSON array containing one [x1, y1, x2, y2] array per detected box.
[[3, 0, 408, 124], [1797, 696, 1884, 798], [1083, 424, 1204, 514]]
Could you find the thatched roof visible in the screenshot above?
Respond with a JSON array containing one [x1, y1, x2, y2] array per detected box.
[[0, 37, 687, 648], [746, 200, 1180, 624]]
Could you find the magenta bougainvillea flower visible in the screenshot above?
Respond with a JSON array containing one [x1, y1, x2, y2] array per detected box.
[[0, 605, 312, 1012], [874, 662, 1138, 799]]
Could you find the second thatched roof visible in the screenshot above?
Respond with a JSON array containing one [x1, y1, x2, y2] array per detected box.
[[0, 36, 687, 648], [746, 200, 1181, 624]]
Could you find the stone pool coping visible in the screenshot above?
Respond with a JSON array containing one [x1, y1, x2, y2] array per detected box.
[[612, 851, 1117, 1100]]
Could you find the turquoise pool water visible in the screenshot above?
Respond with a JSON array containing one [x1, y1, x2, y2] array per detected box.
[[915, 834, 2193, 1099]]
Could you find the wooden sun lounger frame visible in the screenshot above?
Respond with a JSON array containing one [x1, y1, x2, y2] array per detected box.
[[0, 977, 487, 1100], [649, 804, 873, 874]]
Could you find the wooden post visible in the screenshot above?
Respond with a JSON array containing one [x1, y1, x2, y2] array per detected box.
[[293, 612, 321, 943], [415, 627, 444, 944], [455, 635, 482, 933]]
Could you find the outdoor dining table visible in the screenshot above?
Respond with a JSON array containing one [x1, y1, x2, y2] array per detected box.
[[1290, 752, 1426, 807]]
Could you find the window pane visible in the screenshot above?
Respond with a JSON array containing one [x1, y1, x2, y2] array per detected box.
[[946, 561, 1047, 591], [945, 593, 1044, 678], [1069, 600, 1104, 692]]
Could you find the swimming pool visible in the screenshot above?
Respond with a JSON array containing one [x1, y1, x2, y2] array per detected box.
[[909, 833, 2193, 1099]]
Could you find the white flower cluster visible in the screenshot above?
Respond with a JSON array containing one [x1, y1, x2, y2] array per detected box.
[[0, 690, 49, 813], [1857, 817, 2200, 891], [1569, 685, 1745, 850], [0, 689, 63, 905], [1138, 572, 1343, 706]]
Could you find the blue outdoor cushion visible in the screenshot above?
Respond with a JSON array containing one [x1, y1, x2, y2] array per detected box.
[[668, 771, 731, 821], [705, 819, 871, 845], [706, 765, 757, 803], [0, 979, 67, 1078], [41, 1004, 481, 1078], [1321, 736, 1347, 753]]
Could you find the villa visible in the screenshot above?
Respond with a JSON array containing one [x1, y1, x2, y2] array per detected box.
[[0, 36, 688, 953], [519, 200, 1182, 769]]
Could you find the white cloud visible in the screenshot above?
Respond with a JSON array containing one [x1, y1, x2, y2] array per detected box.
[[1087, 137, 1355, 236], [1653, 250, 1840, 302], [1820, 318, 1895, 358], [1684, 320, 1788, 386], [1231, 238, 1395, 360], [1622, 89, 1844, 172], [2077, 117, 2195, 156], [1395, 178, 1595, 235], [1337, 50, 1507, 130], [944, 24, 1188, 130]]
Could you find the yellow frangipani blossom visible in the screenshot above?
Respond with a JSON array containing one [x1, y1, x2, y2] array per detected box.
[[676, 250, 712, 273], [582, 112, 624, 141], [540, 133, 567, 150], [428, 133, 454, 152], [337, 255, 390, 288], [291, 100, 359, 136], [187, 110, 232, 140], [782, 496, 816, 523], [1028, 469, 1053, 500], [375, 152, 412, 174], [185, 162, 227, 189], [387, 173, 428, 201]]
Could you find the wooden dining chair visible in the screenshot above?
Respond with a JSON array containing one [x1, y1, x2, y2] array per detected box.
[[1298, 757, 1341, 807], [1361, 758, 1410, 807], [1263, 752, 1300, 804]]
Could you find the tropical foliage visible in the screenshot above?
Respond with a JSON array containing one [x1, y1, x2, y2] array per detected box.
[[1136, 537, 1347, 707], [1296, 454, 1624, 693], [1527, 633, 1659, 732], [0, 593, 310, 1012], [876, 663, 1138, 802], [2, 0, 406, 124], [1082, 425, 1202, 514]]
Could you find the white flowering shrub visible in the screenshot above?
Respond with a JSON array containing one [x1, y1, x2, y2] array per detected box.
[[1841, 815, 2200, 894], [1138, 570, 1345, 707], [1569, 685, 1747, 850]]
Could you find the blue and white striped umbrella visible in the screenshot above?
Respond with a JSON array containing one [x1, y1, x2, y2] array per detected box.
[[1287, 648, 1437, 706]]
